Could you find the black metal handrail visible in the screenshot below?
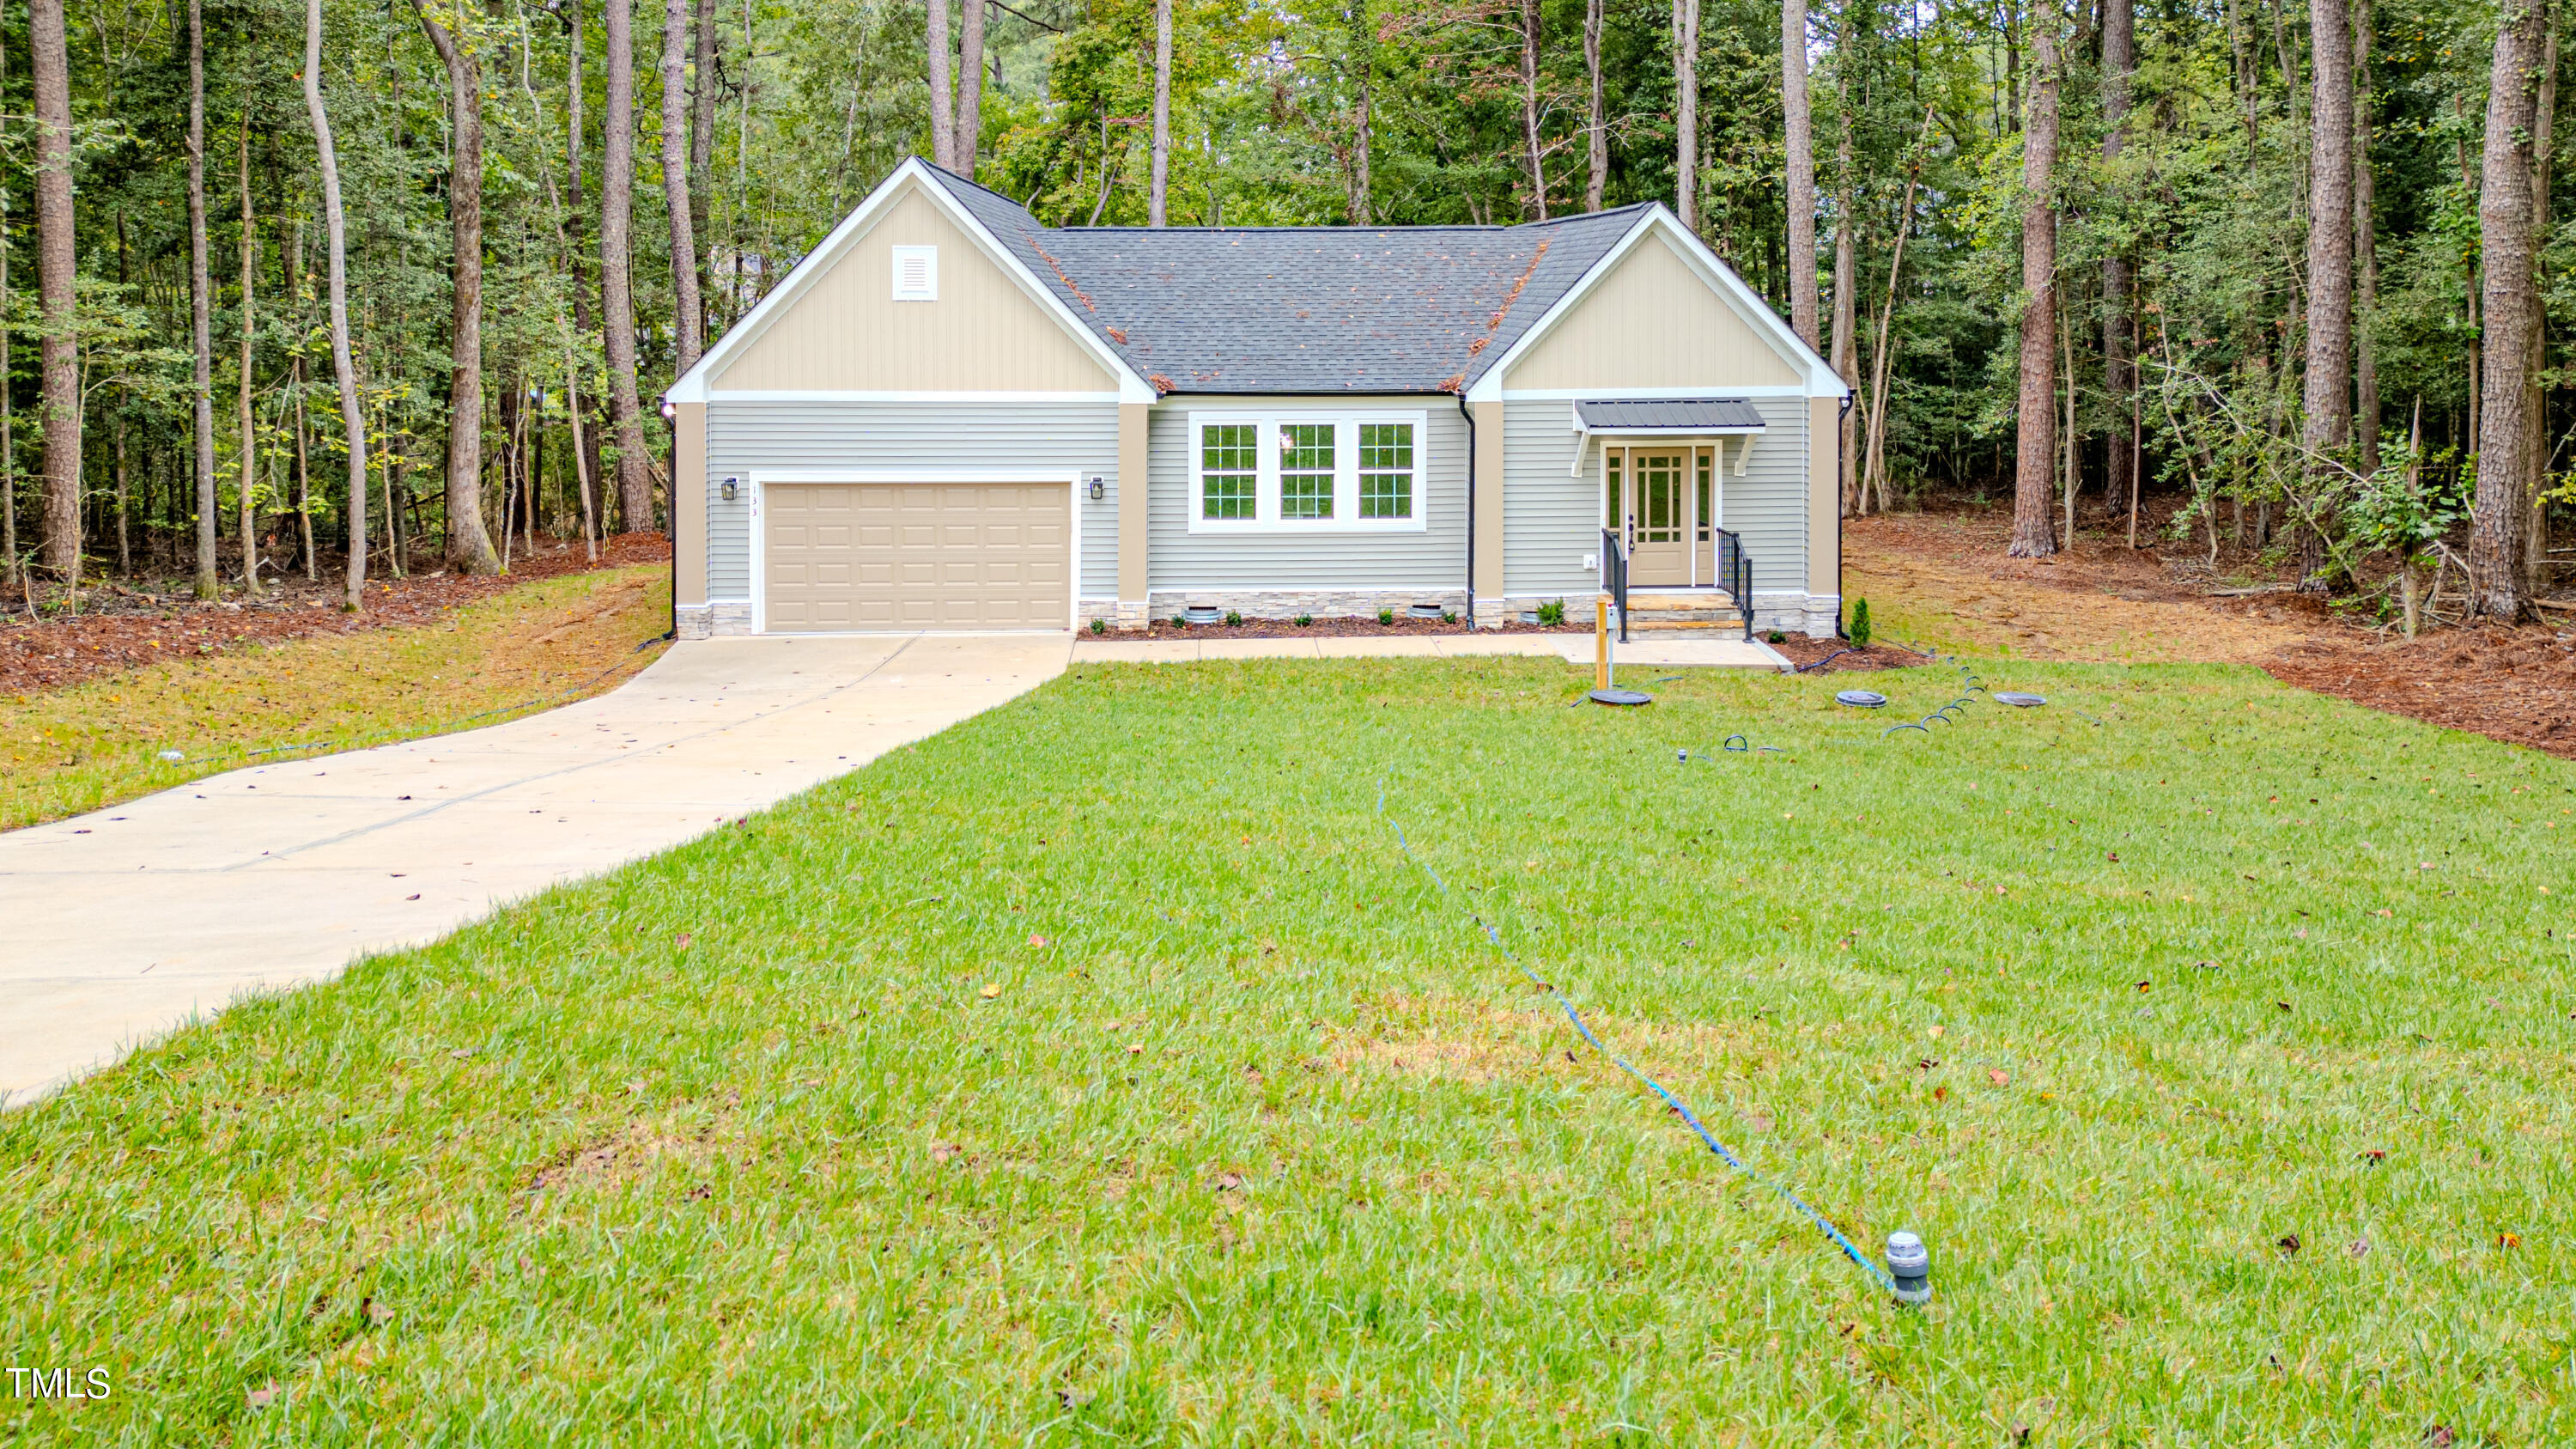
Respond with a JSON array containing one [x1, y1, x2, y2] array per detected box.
[[1600, 527, 1630, 643], [1715, 527, 1753, 641]]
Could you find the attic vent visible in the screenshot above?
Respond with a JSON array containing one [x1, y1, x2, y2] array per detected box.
[[890, 245, 938, 301]]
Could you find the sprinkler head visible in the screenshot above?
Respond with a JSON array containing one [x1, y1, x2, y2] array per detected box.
[[1886, 1230, 1931, 1305]]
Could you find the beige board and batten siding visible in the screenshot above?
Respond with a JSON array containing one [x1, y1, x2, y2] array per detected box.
[[702, 401, 1120, 605], [1499, 397, 1807, 602], [1145, 398, 1467, 594], [1501, 232, 1801, 393], [710, 182, 1115, 393]]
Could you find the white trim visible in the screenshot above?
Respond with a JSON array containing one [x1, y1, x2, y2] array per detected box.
[[1464, 207, 1846, 403], [744, 468, 1082, 636], [664, 158, 1151, 405], [890, 244, 938, 301], [1183, 408, 1432, 534], [707, 389, 1122, 404], [1507, 384, 1811, 400]]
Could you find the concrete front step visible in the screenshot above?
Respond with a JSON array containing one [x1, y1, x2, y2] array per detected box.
[[1627, 616, 1747, 631]]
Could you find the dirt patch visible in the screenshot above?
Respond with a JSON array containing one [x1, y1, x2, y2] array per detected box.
[[526, 1123, 709, 1195], [0, 533, 670, 699], [1844, 503, 2576, 758]]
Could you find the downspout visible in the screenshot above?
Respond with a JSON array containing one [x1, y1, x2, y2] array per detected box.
[[1835, 388, 1853, 640], [1457, 391, 1478, 630]]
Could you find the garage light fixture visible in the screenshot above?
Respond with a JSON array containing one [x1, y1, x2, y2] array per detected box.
[[720, 478, 739, 502], [1088, 476, 1105, 500]]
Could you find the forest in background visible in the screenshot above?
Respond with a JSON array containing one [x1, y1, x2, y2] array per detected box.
[[5, 0, 2566, 624]]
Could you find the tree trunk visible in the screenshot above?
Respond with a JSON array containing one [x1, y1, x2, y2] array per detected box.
[[306, 0, 368, 611], [566, 0, 605, 507], [2470, 0, 2544, 621], [662, 0, 704, 376], [956, 0, 984, 180], [1584, 0, 1606, 212], [237, 113, 263, 595], [1864, 108, 1933, 514], [1150, 0, 1172, 224], [189, 0, 219, 598], [689, 0, 720, 316], [1520, 0, 1546, 219], [926, 0, 955, 168], [2529, 14, 2558, 596], [2353, 0, 2380, 474], [2010, 16, 2060, 558], [1674, 0, 1699, 230], [417, 1, 501, 572], [1348, 0, 1373, 223], [1829, 69, 1856, 514], [1782, 0, 1817, 348], [2100, 0, 2134, 522], [2303, 0, 2355, 469], [30, 0, 78, 585], [601, 0, 654, 534]]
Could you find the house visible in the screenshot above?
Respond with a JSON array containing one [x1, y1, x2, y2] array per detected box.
[[661, 159, 1850, 639]]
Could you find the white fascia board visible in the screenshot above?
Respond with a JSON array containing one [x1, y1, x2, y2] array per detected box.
[[707, 389, 1121, 404], [1468, 205, 1847, 403], [662, 157, 1152, 405], [1507, 383, 1809, 400]]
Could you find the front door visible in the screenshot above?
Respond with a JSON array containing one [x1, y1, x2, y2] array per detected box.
[[1607, 447, 1694, 586]]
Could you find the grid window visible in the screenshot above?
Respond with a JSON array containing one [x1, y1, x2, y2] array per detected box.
[[1358, 423, 1413, 519], [1201, 423, 1257, 520], [1279, 423, 1335, 520]]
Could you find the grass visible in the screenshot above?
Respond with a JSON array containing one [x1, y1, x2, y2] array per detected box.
[[4, 656, 2572, 1443], [0, 566, 670, 831]]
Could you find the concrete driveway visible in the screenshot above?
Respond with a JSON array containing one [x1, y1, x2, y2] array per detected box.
[[0, 634, 1072, 1109]]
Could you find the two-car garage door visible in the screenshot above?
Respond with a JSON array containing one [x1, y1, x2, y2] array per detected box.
[[763, 481, 1069, 631]]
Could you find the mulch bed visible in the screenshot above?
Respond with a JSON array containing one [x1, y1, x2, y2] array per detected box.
[[2262, 623, 2576, 761], [1762, 636, 1929, 673], [0, 533, 671, 699], [1127, 615, 1591, 641]]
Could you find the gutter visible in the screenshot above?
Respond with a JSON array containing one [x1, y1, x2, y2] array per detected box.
[[1457, 392, 1477, 630], [1835, 388, 1853, 640]]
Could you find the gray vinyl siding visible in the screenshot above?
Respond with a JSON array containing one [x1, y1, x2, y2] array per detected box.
[[1147, 397, 1467, 590], [702, 399, 1121, 600], [1501, 395, 1809, 599]]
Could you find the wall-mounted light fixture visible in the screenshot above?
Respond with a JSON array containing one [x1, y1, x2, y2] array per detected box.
[[1087, 476, 1106, 500], [658, 399, 677, 422], [720, 478, 739, 502]]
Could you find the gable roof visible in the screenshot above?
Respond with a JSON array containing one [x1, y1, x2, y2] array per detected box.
[[670, 157, 1835, 404]]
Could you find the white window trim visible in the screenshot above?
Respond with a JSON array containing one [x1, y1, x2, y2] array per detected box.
[[1185, 409, 1431, 533], [890, 245, 938, 301]]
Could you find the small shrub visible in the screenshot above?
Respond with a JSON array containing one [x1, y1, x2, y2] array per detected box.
[[1537, 598, 1566, 626], [1293, 613, 1313, 627], [1766, 630, 1787, 644], [1376, 608, 1394, 626], [1847, 598, 1874, 648], [1441, 611, 1456, 624], [1170, 615, 1189, 629], [1225, 611, 1243, 627]]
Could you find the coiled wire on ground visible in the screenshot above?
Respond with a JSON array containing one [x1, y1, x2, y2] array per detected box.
[[1376, 779, 1899, 1295]]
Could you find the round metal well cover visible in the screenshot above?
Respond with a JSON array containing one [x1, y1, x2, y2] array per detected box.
[[1589, 689, 1654, 707], [1834, 689, 1889, 709], [1994, 691, 2048, 708]]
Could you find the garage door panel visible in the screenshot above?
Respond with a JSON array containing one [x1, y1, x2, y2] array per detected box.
[[766, 480, 1068, 632]]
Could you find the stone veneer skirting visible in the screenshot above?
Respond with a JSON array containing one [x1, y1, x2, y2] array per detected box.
[[675, 601, 753, 639], [1136, 588, 1473, 624]]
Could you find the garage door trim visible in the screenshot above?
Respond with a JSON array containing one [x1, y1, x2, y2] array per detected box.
[[746, 469, 1082, 634]]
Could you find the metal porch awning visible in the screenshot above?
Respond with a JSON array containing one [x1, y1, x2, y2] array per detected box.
[[1571, 398, 1767, 476]]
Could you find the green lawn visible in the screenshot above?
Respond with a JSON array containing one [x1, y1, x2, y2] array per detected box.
[[5, 658, 2570, 1444]]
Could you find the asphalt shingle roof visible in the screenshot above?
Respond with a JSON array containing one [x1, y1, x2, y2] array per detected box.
[[927, 166, 1647, 394]]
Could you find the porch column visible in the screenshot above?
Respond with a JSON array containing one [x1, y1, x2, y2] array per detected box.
[[1472, 399, 1505, 624], [1117, 401, 1151, 628]]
